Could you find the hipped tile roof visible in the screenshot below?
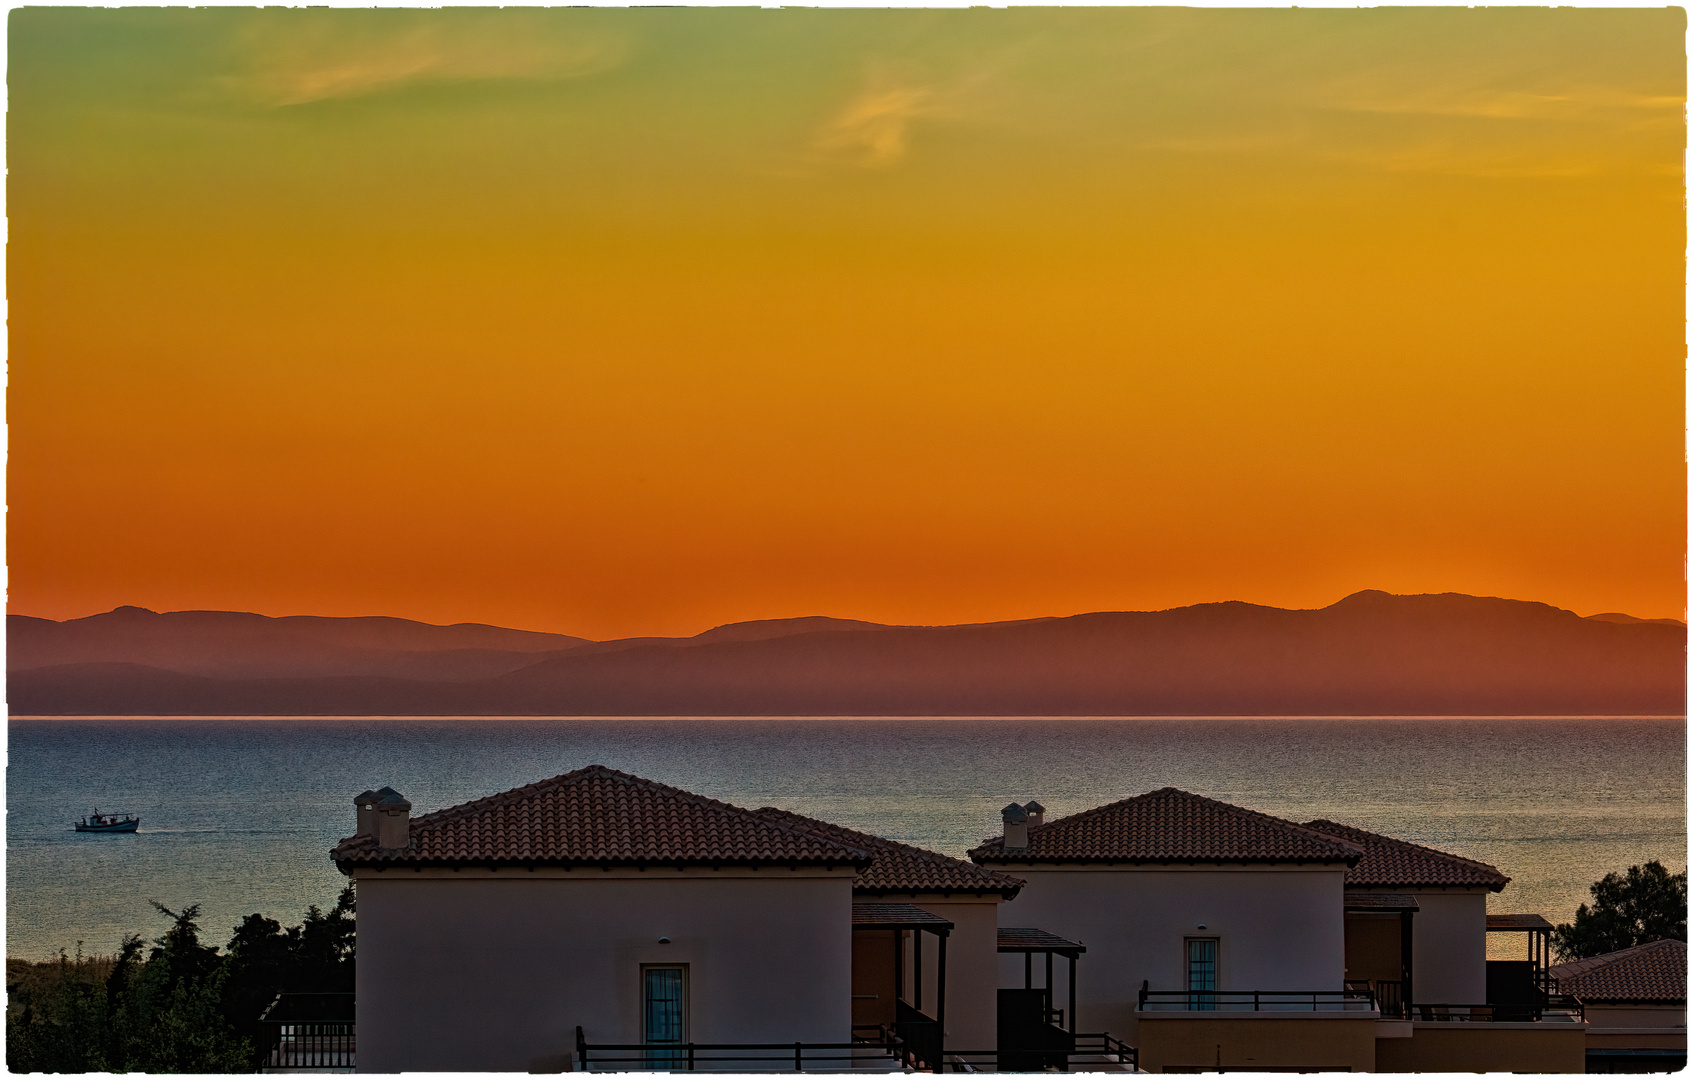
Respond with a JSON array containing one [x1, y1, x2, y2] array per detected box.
[[1302, 820, 1510, 892], [332, 765, 875, 868], [1550, 939, 1687, 1003], [968, 788, 1361, 866], [755, 807, 1022, 898]]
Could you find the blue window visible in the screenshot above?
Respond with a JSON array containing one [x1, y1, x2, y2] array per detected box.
[[643, 965, 687, 1067], [1186, 939, 1217, 1010]]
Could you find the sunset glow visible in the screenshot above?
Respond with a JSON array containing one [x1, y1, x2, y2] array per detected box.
[[10, 7, 1686, 638]]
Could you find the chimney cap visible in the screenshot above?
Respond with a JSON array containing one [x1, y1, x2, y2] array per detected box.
[[1023, 800, 1045, 814], [376, 787, 411, 810], [1001, 802, 1028, 823]]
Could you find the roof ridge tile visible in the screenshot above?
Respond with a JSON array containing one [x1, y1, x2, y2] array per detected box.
[[967, 787, 1360, 866], [332, 765, 876, 868]]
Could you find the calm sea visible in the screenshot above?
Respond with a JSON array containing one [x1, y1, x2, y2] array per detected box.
[[6, 716, 1685, 962]]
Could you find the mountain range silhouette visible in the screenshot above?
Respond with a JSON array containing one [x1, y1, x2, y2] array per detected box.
[[8, 591, 1684, 716]]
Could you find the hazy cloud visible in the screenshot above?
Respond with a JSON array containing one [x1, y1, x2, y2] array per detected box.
[[1322, 80, 1681, 122], [815, 83, 940, 167], [235, 17, 627, 106]]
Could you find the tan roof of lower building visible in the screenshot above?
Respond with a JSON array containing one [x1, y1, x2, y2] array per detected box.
[[756, 807, 1023, 898], [332, 765, 874, 868], [1550, 939, 1687, 1003], [968, 787, 1361, 866]]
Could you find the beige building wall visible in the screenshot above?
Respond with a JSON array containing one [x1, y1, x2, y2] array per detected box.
[[1136, 1013, 1376, 1073], [1375, 1021, 1587, 1072], [1583, 1003, 1686, 1052], [1582, 1003, 1686, 1030], [353, 866, 856, 1072], [991, 864, 1349, 1041]]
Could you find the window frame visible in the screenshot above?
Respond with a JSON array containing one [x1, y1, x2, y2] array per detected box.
[[640, 963, 690, 1047], [1184, 937, 1219, 1011]]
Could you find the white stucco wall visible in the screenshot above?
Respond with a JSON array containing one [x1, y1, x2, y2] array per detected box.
[[1401, 889, 1488, 1004], [353, 867, 855, 1072], [991, 864, 1349, 1041], [897, 896, 1003, 1052]]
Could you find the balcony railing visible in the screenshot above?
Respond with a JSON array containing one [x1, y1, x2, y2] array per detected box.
[[576, 1025, 909, 1072], [940, 1032, 1138, 1073], [1346, 979, 1406, 1019], [1138, 988, 1377, 1013], [1409, 998, 1586, 1024], [257, 992, 355, 1071]]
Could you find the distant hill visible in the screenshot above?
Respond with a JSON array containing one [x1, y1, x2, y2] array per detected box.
[[6, 607, 591, 681], [7, 592, 1686, 716]]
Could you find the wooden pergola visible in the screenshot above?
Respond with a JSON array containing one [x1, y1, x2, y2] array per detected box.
[[998, 927, 1086, 1033]]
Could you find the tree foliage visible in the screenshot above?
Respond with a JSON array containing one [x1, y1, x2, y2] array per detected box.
[[1552, 860, 1687, 961], [6, 885, 356, 1073]]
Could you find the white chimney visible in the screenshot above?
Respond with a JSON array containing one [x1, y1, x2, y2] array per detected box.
[[1002, 802, 1029, 850], [355, 790, 379, 837], [1023, 800, 1045, 828], [375, 787, 412, 850]]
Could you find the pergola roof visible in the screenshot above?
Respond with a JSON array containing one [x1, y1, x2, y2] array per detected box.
[[998, 928, 1086, 958], [1344, 893, 1420, 912], [1487, 913, 1555, 932], [851, 902, 954, 932]]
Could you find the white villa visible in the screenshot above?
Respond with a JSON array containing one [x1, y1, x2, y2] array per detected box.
[[323, 766, 1633, 1073]]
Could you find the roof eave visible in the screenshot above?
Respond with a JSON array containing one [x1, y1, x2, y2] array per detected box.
[[853, 885, 1023, 900], [969, 855, 1358, 868], [335, 854, 876, 871]]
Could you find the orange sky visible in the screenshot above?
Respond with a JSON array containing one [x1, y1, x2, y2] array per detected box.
[[9, 8, 1686, 638]]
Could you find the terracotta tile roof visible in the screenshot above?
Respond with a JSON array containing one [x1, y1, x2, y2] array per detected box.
[[967, 788, 1361, 866], [755, 807, 1023, 898], [331, 765, 875, 868], [851, 903, 954, 930], [998, 928, 1086, 954], [1550, 939, 1687, 1003], [1302, 820, 1511, 891]]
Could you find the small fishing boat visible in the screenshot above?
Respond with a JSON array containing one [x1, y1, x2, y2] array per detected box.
[[75, 809, 139, 833]]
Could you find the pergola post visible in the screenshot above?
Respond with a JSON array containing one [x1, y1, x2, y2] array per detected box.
[[1400, 909, 1415, 1015], [935, 931, 948, 1074], [914, 930, 923, 1011], [1068, 954, 1077, 1033], [894, 929, 904, 1004]]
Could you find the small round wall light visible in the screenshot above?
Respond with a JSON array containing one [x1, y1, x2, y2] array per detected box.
[[658, 936, 672, 944], [1196, 925, 1207, 930]]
